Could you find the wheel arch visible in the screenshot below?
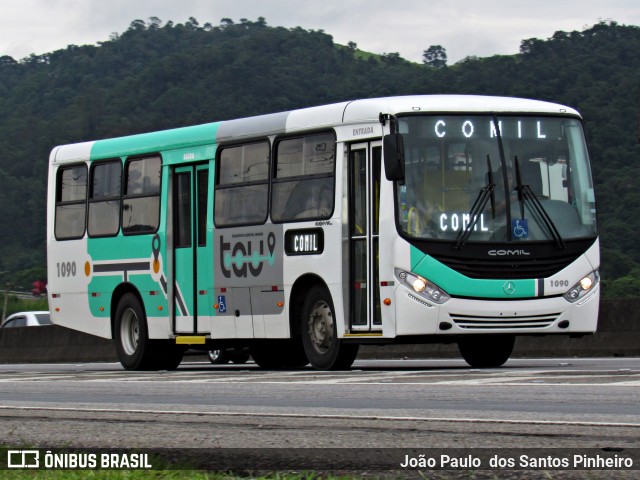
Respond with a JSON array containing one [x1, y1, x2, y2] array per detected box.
[[289, 274, 330, 337], [110, 283, 145, 340]]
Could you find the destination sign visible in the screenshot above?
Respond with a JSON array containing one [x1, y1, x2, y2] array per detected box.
[[439, 212, 489, 232], [408, 117, 565, 141], [284, 228, 324, 256]]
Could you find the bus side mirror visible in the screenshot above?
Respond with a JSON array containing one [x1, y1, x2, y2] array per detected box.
[[383, 133, 405, 183]]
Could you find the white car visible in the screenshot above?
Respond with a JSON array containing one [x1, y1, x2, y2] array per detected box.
[[1, 311, 52, 328]]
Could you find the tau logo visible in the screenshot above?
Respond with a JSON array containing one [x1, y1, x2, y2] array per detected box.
[[220, 232, 276, 278]]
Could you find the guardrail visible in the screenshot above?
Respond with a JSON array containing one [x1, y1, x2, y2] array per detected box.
[[0, 299, 638, 363]]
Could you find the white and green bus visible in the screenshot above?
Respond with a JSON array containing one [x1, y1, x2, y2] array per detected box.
[[47, 95, 599, 370]]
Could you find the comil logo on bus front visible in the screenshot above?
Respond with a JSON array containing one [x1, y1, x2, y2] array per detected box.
[[488, 249, 531, 256]]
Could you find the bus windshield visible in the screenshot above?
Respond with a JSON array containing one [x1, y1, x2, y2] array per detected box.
[[396, 115, 597, 244]]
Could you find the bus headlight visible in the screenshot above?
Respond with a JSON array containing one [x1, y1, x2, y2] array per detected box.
[[396, 269, 451, 305], [564, 270, 599, 303]]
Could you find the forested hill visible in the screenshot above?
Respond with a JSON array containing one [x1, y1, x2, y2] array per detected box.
[[0, 18, 638, 296]]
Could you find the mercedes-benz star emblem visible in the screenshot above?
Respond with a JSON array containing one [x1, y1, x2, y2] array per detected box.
[[503, 281, 516, 295]]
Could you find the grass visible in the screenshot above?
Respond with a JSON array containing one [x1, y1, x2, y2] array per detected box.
[[0, 446, 370, 480]]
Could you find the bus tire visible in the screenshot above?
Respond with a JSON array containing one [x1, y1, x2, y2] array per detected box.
[[114, 293, 154, 370], [154, 341, 184, 370], [301, 285, 359, 370], [458, 335, 515, 368]]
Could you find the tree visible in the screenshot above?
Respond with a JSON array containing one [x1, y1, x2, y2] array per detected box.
[[422, 45, 447, 68], [128, 19, 146, 32], [148, 17, 162, 30], [0, 55, 17, 67]]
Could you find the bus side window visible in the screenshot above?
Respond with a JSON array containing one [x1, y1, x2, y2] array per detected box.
[[122, 156, 161, 235], [54, 164, 87, 240], [214, 141, 269, 227], [271, 132, 335, 222], [88, 160, 122, 237]]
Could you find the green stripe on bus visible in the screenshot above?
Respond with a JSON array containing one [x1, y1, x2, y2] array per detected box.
[[89, 122, 220, 160], [410, 246, 535, 299]]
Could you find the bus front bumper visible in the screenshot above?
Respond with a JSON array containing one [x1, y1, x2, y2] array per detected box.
[[393, 284, 599, 336]]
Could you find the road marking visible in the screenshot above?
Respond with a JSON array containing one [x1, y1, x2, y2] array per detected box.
[[0, 404, 638, 428], [0, 368, 639, 386]]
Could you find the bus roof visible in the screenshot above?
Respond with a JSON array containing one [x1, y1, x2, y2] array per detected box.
[[50, 95, 580, 165]]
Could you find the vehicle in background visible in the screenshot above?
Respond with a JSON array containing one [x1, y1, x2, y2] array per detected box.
[[1, 311, 52, 328], [31, 280, 47, 297]]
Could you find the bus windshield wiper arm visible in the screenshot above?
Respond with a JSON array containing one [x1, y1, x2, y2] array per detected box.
[[514, 157, 565, 250], [455, 155, 495, 250]]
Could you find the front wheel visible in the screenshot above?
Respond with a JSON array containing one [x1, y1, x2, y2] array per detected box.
[[301, 285, 358, 370], [458, 335, 515, 368]]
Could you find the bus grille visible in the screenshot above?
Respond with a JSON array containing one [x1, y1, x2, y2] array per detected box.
[[451, 313, 560, 330], [430, 253, 581, 279]]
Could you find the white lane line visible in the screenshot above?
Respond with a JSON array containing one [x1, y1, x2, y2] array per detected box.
[[1, 373, 639, 386], [0, 404, 638, 428]]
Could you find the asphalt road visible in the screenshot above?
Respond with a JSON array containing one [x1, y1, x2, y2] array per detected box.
[[0, 358, 638, 477]]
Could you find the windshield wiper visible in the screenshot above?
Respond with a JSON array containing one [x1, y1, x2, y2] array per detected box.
[[514, 157, 565, 250], [455, 155, 495, 250]]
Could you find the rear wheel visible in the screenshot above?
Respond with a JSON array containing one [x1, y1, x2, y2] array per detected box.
[[301, 285, 358, 370], [114, 293, 153, 370], [458, 335, 515, 368], [114, 293, 183, 370], [155, 342, 184, 370]]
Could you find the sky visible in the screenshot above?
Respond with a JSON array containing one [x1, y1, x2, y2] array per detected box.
[[0, 0, 638, 64]]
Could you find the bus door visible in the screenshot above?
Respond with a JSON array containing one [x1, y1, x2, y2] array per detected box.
[[172, 164, 211, 334], [348, 142, 383, 331]]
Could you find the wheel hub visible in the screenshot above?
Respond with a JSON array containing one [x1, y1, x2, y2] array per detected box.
[[120, 307, 139, 356], [308, 301, 334, 354]]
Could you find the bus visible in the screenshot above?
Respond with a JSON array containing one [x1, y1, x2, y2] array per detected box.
[[47, 95, 599, 371]]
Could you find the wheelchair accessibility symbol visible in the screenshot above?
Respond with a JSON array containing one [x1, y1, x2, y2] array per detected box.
[[217, 295, 227, 313], [512, 219, 529, 239]]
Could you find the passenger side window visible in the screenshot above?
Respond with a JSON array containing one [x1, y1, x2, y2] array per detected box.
[[88, 160, 122, 237], [271, 132, 335, 222], [55, 164, 88, 240], [122, 156, 161, 235], [4, 316, 26, 328], [214, 141, 269, 227]]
